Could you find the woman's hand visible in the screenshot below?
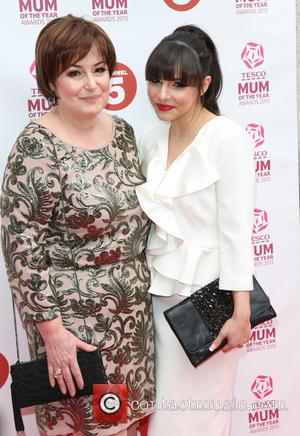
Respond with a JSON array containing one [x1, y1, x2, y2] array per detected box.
[[209, 290, 251, 353], [36, 316, 96, 396], [209, 314, 251, 353]]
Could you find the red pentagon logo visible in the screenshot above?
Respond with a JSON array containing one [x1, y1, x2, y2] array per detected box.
[[253, 209, 268, 234], [30, 60, 36, 80], [246, 123, 265, 148], [241, 42, 264, 69], [251, 375, 273, 399]]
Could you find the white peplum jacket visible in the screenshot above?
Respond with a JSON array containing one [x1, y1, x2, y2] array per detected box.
[[136, 115, 255, 297]]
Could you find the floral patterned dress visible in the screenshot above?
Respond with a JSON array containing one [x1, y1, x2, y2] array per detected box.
[[1, 116, 155, 435]]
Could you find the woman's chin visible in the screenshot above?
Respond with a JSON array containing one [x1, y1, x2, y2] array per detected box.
[[155, 111, 175, 122]]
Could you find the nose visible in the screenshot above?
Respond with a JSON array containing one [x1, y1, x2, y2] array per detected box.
[[84, 73, 97, 90], [157, 83, 170, 101]]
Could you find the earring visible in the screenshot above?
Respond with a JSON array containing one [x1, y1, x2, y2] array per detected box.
[[48, 95, 56, 106]]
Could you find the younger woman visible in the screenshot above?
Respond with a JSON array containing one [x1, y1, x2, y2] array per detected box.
[[136, 25, 255, 436]]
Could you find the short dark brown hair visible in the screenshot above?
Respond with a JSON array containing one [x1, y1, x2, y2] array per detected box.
[[35, 15, 116, 100]]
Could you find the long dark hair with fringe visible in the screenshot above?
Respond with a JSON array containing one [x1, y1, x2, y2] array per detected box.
[[145, 25, 222, 115]]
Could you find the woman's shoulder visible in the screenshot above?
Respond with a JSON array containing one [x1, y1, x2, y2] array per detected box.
[[208, 115, 246, 138], [7, 121, 54, 165], [201, 115, 251, 151], [113, 115, 134, 133], [138, 121, 169, 164], [16, 121, 41, 137], [10, 122, 43, 151], [16, 120, 56, 143], [203, 116, 253, 169], [141, 121, 169, 141]]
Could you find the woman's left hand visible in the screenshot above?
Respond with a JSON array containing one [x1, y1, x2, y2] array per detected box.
[[210, 290, 252, 352], [209, 314, 251, 353]]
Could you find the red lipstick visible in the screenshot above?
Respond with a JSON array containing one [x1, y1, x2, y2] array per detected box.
[[157, 103, 174, 111]]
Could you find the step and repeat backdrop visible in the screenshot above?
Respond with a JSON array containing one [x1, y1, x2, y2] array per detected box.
[[0, 1, 299, 435]]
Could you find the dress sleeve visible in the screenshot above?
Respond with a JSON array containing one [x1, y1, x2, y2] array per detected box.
[[0, 127, 61, 323], [216, 126, 255, 291]]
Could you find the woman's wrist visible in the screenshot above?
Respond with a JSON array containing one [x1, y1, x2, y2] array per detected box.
[[232, 291, 251, 321], [232, 310, 251, 322], [36, 315, 64, 339]]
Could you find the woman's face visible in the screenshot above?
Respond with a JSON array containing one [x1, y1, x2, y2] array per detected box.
[[147, 78, 200, 123], [51, 46, 111, 119]]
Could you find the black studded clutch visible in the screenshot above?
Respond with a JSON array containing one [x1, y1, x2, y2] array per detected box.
[[164, 276, 276, 367]]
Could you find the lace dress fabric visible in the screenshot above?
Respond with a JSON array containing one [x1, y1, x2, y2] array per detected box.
[[1, 117, 155, 435]]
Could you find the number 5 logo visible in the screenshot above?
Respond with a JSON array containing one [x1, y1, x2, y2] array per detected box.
[[164, 0, 200, 11], [106, 62, 137, 111], [0, 353, 9, 389]]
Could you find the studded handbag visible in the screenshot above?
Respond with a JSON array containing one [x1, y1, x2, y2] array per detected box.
[[164, 276, 277, 367]]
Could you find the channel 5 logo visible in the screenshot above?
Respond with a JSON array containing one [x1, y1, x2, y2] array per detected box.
[[93, 384, 128, 424], [0, 353, 9, 389], [251, 375, 273, 399], [163, 0, 200, 11], [106, 62, 137, 111], [241, 42, 264, 69]]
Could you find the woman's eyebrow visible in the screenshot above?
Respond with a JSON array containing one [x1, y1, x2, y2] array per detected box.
[[68, 61, 106, 68]]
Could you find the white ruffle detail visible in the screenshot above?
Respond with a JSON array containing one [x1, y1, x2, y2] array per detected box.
[[136, 135, 221, 297], [155, 145, 220, 199], [146, 225, 219, 297]]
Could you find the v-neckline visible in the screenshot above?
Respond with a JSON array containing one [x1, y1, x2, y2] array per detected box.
[[164, 116, 220, 171]]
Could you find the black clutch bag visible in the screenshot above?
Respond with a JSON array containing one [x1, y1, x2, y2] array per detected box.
[[11, 349, 107, 432], [164, 276, 277, 367]]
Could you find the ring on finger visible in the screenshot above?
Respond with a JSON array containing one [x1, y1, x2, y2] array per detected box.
[[54, 368, 63, 379]]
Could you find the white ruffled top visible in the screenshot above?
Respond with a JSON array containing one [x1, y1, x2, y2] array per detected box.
[[136, 116, 255, 297]]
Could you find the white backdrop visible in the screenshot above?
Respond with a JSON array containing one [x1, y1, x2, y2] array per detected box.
[[0, 1, 299, 435]]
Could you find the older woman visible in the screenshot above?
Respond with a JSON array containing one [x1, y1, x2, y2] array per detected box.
[[1, 15, 155, 436]]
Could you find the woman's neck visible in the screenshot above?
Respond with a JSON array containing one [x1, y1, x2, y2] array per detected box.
[[37, 107, 112, 149], [166, 107, 217, 170], [52, 107, 103, 134], [171, 107, 215, 140]]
